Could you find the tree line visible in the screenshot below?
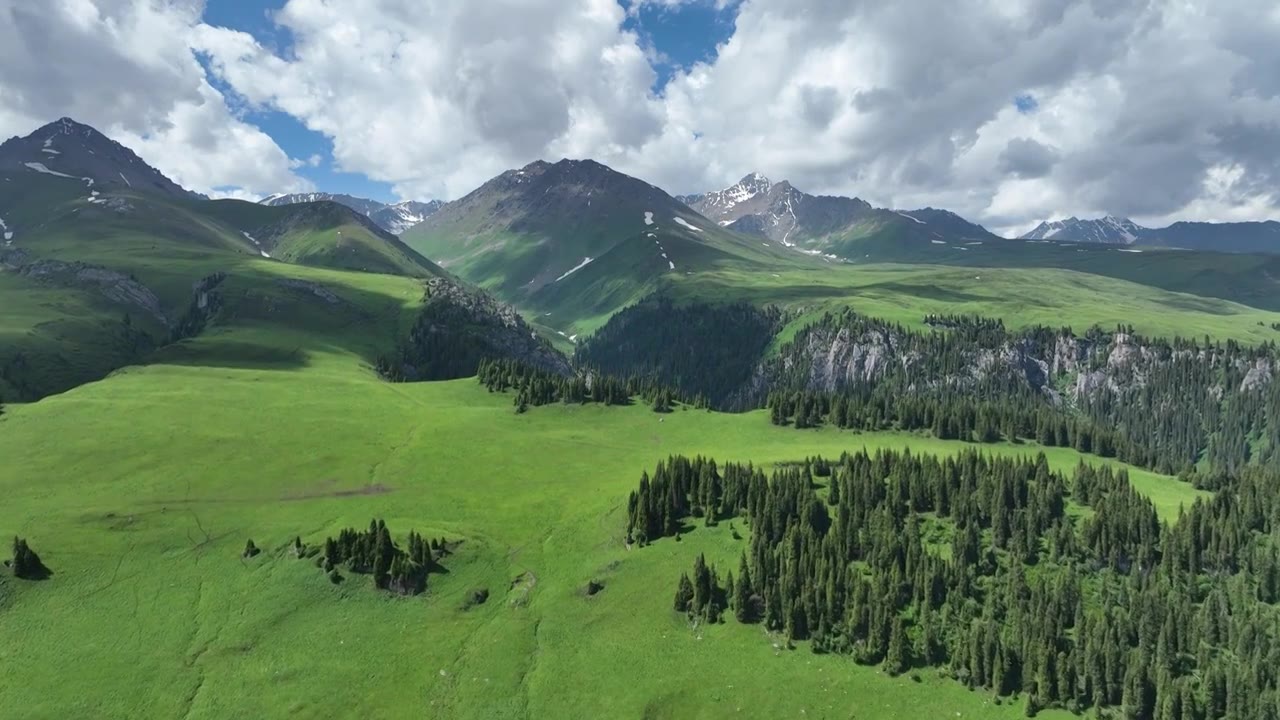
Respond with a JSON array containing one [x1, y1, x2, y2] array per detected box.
[[630, 451, 1280, 718], [475, 357, 702, 413]]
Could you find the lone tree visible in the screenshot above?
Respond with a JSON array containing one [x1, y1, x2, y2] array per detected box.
[[11, 537, 48, 580]]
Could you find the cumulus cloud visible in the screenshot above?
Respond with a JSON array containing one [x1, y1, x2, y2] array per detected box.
[[4, 0, 1279, 234], [0, 0, 310, 197], [193, 0, 662, 200], [998, 138, 1059, 180]]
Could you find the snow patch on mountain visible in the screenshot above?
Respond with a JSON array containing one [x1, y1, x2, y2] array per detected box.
[[673, 217, 702, 232], [242, 231, 271, 258], [24, 161, 93, 187], [555, 256, 594, 282]]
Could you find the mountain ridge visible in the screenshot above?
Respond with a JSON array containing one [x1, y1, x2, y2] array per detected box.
[[685, 173, 998, 254], [1021, 214, 1280, 253]]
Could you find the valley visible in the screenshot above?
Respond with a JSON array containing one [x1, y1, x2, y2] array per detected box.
[[2, 115, 1279, 719]]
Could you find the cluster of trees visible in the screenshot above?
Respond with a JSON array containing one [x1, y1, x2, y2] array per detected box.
[[576, 299, 784, 409], [475, 358, 699, 413], [9, 537, 47, 580], [630, 451, 1280, 718], [315, 520, 450, 596], [673, 553, 730, 624]]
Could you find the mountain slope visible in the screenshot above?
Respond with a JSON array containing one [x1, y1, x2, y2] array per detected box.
[[402, 159, 807, 332], [688, 173, 999, 255], [0, 118, 558, 401], [262, 192, 443, 235], [0, 117, 200, 200], [201, 199, 446, 278]]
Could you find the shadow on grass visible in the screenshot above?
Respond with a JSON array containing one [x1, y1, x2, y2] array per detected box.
[[149, 339, 309, 371]]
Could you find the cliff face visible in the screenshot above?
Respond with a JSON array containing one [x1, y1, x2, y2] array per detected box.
[[744, 319, 1271, 410], [390, 278, 571, 381]]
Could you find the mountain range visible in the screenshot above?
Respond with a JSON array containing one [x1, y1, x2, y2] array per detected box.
[[682, 173, 999, 255], [6, 113, 1280, 389], [1021, 214, 1280, 253], [261, 192, 443, 235]]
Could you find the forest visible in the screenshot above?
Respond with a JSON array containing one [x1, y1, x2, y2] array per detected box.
[[628, 451, 1280, 718], [581, 299, 1280, 479]]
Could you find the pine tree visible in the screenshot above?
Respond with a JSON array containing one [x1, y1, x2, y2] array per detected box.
[[674, 573, 694, 613], [10, 536, 47, 579], [734, 555, 756, 623], [884, 616, 908, 676]]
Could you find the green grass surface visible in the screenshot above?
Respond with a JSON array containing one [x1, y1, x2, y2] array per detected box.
[[667, 263, 1280, 346], [0, 322, 1201, 718]]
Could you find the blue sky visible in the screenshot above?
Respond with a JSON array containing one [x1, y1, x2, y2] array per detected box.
[[199, 0, 739, 202]]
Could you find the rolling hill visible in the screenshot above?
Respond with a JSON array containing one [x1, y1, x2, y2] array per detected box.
[[0, 118, 554, 401]]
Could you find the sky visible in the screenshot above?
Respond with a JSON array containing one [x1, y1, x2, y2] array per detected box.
[[0, 0, 1278, 236]]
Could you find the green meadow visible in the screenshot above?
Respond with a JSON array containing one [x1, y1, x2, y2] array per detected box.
[[0, 325, 1201, 719]]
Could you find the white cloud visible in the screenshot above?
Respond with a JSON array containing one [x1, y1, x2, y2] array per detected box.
[[194, 0, 662, 200], [4, 0, 1279, 233], [0, 0, 310, 197]]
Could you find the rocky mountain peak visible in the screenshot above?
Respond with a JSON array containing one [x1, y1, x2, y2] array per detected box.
[[0, 117, 199, 200]]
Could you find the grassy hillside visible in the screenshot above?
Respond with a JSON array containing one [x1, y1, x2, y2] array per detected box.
[[0, 170, 448, 400], [199, 199, 445, 279], [403, 159, 810, 335], [662, 262, 1280, 346], [836, 232, 1280, 313], [0, 314, 1201, 718]]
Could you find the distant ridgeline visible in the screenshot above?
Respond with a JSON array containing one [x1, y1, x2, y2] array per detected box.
[[580, 299, 1280, 480], [628, 451, 1280, 718]]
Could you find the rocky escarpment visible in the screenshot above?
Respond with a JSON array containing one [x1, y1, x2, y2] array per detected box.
[[381, 278, 570, 381], [1, 246, 166, 325], [755, 317, 1272, 407]]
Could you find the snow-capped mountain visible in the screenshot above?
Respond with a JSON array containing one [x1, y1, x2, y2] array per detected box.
[[1020, 216, 1141, 245], [261, 192, 442, 235], [685, 173, 996, 250], [0, 117, 200, 200]]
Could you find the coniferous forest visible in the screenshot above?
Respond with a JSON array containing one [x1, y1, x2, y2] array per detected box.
[[627, 452, 1280, 718], [581, 300, 1280, 479]]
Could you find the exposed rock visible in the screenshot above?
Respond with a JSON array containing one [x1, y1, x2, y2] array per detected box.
[[3, 251, 166, 325], [387, 278, 571, 381], [1241, 358, 1273, 392], [278, 278, 342, 305]]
